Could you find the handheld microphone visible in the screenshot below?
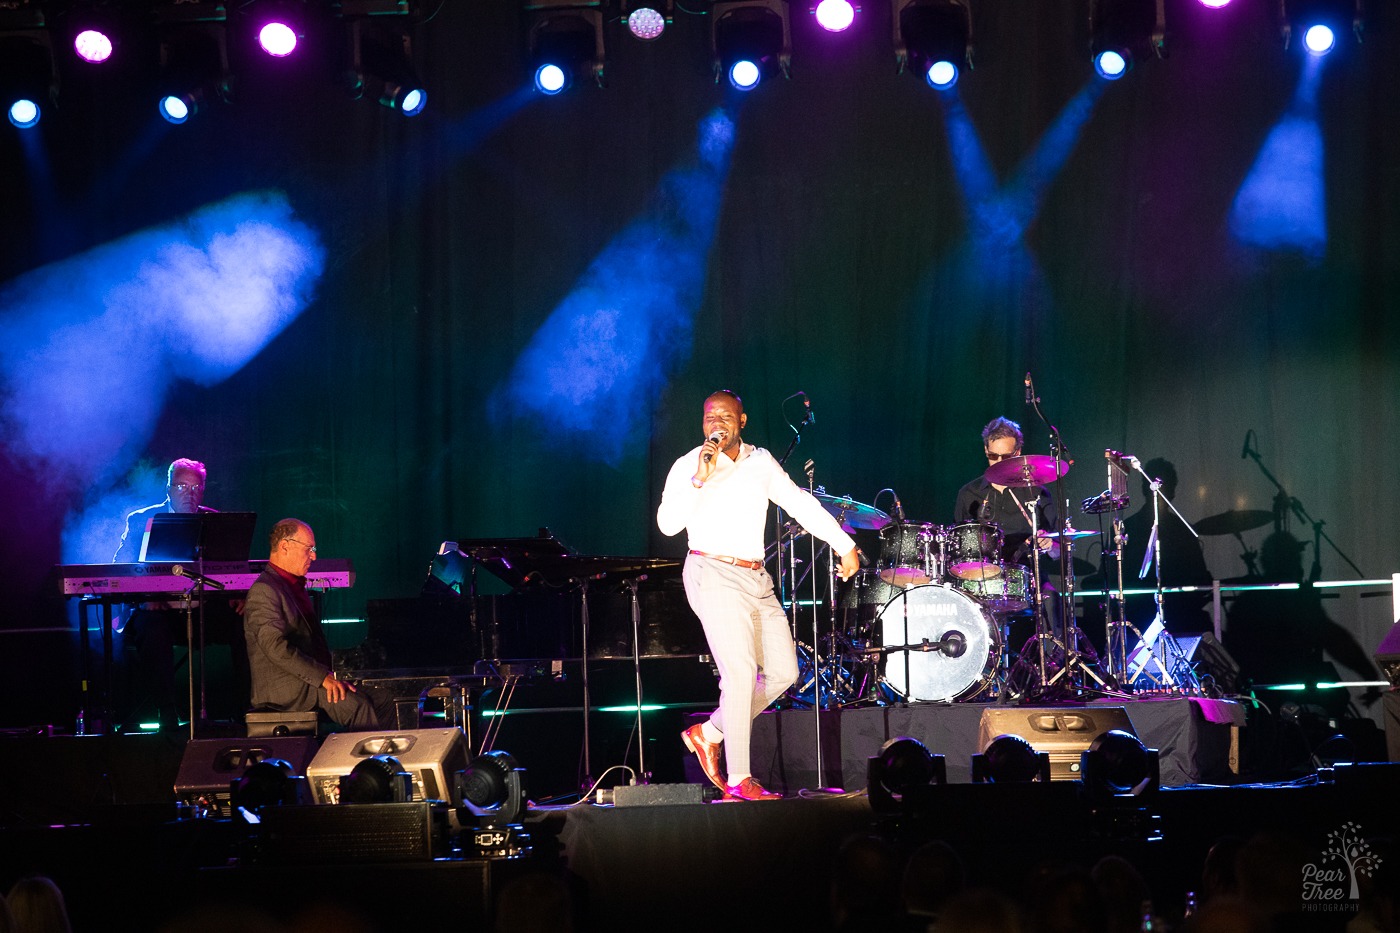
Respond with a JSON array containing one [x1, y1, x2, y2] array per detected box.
[[1025, 373, 1033, 405], [703, 431, 725, 463], [172, 564, 225, 591]]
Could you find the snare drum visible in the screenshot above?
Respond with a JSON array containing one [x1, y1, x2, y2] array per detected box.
[[877, 584, 1002, 702], [955, 564, 1032, 613], [877, 521, 941, 587], [946, 522, 1004, 581]]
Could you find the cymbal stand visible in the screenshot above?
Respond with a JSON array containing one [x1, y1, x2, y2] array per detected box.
[[1020, 492, 1066, 693], [1043, 517, 1110, 695], [1104, 515, 1142, 684]]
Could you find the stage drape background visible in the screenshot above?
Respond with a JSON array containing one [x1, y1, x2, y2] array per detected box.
[[1, 0, 1396, 726]]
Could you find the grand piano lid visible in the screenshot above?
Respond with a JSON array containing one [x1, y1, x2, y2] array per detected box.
[[449, 530, 681, 590]]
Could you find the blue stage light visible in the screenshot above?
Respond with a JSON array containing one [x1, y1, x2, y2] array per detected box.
[[8, 99, 40, 128], [894, 0, 971, 87], [1303, 24, 1335, 55], [712, 1, 790, 91], [926, 60, 958, 89], [159, 95, 191, 124], [729, 59, 761, 89], [528, 9, 604, 94], [400, 88, 425, 116], [1095, 49, 1128, 79], [535, 63, 567, 95]]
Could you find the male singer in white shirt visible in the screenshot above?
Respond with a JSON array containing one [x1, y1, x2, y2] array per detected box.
[[658, 390, 859, 800]]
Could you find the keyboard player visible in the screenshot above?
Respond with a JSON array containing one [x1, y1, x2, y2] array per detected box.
[[111, 458, 248, 728]]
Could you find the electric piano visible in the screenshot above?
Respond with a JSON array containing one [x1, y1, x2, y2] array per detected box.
[[56, 559, 355, 596]]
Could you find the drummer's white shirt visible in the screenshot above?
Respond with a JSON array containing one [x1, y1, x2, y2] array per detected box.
[[657, 442, 857, 561]]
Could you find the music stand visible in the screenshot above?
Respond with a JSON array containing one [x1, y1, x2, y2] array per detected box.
[[140, 511, 256, 736], [139, 511, 257, 563]]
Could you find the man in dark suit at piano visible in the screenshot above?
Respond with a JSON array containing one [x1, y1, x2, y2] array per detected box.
[[243, 518, 385, 729], [112, 457, 246, 728]]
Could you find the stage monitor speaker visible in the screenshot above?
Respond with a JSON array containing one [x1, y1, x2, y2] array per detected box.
[[305, 727, 469, 805], [253, 801, 450, 863], [174, 735, 320, 817], [978, 706, 1136, 782]]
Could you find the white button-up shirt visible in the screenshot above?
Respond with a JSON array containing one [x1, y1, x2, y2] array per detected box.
[[657, 442, 857, 561]]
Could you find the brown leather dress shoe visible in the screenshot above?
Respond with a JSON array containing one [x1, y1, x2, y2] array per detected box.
[[682, 724, 726, 794], [725, 777, 782, 801]]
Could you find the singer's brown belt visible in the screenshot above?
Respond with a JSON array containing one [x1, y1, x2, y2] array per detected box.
[[689, 550, 764, 571]]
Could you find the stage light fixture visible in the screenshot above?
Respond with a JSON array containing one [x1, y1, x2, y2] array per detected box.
[[339, 754, 414, 803], [971, 734, 1052, 783], [1, 40, 55, 129], [1088, 0, 1164, 80], [1280, 0, 1363, 56], [153, 2, 233, 125], [0, 5, 58, 130], [248, 0, 308, 58], [867, 736, 946, 812], [526, 3, 605, 94], [813, 0, 857, 32], [711, 0, 792, 91], [1079, 729, 1160, 797], [622, 0, 672, 40], [891, 0, 971, 89], [455, 750, 527, 825], [74, 29, 113, 62], [229, 758, 311, 815], [341, 13, 426, 115]]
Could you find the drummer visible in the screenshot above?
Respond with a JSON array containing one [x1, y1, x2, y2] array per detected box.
[[952, 417, 1061, 623]]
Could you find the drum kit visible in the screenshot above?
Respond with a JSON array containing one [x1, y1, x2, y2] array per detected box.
[[787, 454, 1112, 709]]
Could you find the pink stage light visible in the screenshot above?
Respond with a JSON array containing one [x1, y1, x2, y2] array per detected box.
[[814, 0, 856, 32]]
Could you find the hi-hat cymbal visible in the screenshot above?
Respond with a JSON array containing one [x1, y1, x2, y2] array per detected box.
[[984, 455, 1070, 487], [814, 493, 892, 532], [1043, 529, 1097, 540], [1193, 509, 1274, 536]]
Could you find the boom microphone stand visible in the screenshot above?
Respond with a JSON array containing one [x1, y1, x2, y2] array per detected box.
[[773, 393, 815, 625], [1126, 457, 1203, 692]]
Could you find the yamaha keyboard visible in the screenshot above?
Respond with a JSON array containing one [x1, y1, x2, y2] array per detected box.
[[57, 559, 355, 596]]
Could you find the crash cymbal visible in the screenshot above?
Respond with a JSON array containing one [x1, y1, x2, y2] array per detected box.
[[984, 455, 1070, 487], [1043, 529, 1097, 540], [1193, 509, 1274, 536], [814, 493, 892, 532]]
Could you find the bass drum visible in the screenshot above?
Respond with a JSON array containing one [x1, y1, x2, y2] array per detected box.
[[877, 584, 1002, 702]]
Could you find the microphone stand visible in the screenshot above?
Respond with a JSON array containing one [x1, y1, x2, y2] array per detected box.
[[774, 402, 815, 628], [1024, 376, 1095, 697], [623, 574, 650, 783], [1129, 460, 1203, 693]]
